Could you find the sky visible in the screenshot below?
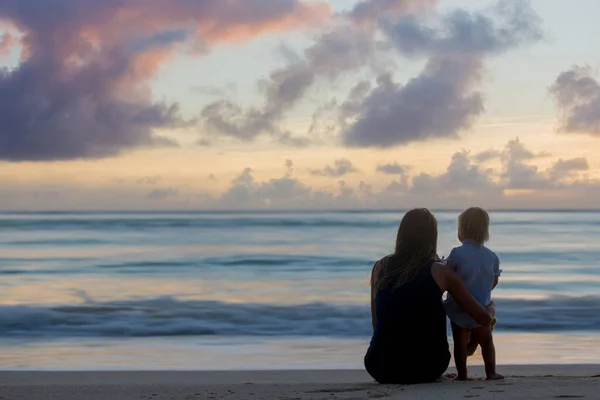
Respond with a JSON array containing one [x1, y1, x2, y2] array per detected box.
[[1, 0, 600, 210]]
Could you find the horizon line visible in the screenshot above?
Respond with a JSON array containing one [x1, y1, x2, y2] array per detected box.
[[1, 208, 600, 214]]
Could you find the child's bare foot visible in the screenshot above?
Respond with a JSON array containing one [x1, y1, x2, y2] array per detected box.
[[486, 373, 504, 380], [455, 375, 468, 381]]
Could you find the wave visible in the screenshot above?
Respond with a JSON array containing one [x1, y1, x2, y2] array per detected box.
[[2, 296, 600, 338], [3, 213, 600, 232], [0, 218, 398, 231]]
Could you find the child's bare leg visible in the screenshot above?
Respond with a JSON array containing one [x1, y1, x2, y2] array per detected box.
[[451, 323, 470, 380], [472, 326, 504, 380]]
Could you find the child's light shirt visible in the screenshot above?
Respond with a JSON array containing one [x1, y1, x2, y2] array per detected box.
[[445, 239, 501, 307]]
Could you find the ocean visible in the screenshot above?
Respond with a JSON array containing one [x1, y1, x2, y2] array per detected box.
[[0, 210, 599, 370]]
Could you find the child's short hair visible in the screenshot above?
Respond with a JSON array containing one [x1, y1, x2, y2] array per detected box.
[[458, 207, 490, 245]]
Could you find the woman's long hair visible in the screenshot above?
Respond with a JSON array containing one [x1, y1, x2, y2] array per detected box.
[[373, 208, 438, 294]]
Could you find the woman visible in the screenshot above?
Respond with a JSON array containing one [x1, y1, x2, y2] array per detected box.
[[364, 208, 494, 384]]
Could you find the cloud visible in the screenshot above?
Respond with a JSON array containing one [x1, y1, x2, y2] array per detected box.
[[218, 166, 317, 209], [548, 158, 589, 181], [311, 158, 358, 177], [200, 25, 377, 143], [199, 0, 439, 144], [0, 31, 14, 56], [199, 0, 544, 149], [342, 66, 485, 147], [382, 1, 543, 57], [551, 65, 600, 135], [209, 159, 376, 210], [136, 176, 162, 185], [349, 0, 438, 24], [2, 139, 598, 211], [0, 0, 331, 161], [500, 139, 586, 189], [411, 151, 498, 196], [146, 188, 179, 200], [340, 0, 543, 147], [376, 162, 411, 195], [376, 162, 409, 175], [198, 139, 597, 210], [474, 149, 501, 162]]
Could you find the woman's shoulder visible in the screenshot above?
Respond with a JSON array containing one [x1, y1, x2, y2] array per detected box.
[[428, 261, 450, 292], [373, 254, 395, 271]]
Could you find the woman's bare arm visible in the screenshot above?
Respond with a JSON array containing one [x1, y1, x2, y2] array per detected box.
[[431, 262, 493, 326], [370, 261, 383, 331]]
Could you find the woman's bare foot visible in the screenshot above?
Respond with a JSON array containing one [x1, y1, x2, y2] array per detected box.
[[486, 373, 504, 380]]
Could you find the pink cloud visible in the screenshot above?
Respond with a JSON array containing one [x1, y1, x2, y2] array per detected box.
[[0, 31, 14, 56], [0, 0, 331, 161]]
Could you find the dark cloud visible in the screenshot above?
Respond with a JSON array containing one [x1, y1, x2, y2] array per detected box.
[[0, 0, 330, 161], [311, 158, 358, 177], [342, 65, 485, 147], [349, 0, 437, 24], [0, 52, 183, 161], [341, 0, 543, 148], [550, 66, 600, 135], [382, 1, 543, 57], [376, 162, 409, 175]]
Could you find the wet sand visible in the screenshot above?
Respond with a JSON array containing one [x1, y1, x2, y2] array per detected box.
[[1, 365, 599, 399]]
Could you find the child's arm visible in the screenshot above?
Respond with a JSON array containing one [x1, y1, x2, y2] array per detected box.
[[492, 252, 501, 290]]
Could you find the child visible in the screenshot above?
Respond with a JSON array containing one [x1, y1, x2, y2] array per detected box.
[[443, 207, 503, 381]]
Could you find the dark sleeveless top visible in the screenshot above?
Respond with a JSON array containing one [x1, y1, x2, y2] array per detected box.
[[364, 257, 450, 384]]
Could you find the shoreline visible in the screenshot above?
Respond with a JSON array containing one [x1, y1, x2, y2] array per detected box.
[[1, 365, 599, 400], [2, 333, 600, 371]]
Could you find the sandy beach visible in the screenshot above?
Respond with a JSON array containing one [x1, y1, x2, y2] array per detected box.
[[1, 365, 598, 400]]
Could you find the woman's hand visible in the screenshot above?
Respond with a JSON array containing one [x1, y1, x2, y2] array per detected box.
[[431, 263, 493, 327], [485, 301, 496, 319]]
